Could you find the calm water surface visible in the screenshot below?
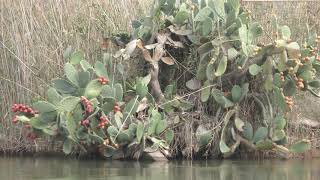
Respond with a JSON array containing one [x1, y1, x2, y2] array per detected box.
[[0, 156, 319, 180]]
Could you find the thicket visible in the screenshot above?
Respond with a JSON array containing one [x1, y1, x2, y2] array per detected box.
[[10, 0, 320, 159]]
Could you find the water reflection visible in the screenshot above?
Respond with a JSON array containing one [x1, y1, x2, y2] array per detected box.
[[0, 156, 319, 180]]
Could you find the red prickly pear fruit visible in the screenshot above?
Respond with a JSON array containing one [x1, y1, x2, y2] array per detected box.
[[113, 105, 121, 113], [98, 123, 105, 129], [82, 119, 90, 126]]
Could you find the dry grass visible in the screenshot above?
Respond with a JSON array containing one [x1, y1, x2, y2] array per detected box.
[[243, 1, 320, 43], [0, 0, 319, 154], [0, 0, 151, 153]]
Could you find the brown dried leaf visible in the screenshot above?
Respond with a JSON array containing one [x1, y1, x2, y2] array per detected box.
[[145, 43, 158, 50], [136, 39, 144, 50], [142, 49, 153, 62], [125, 39, 137, 55], [167, 36, 184, 48], [156, 33, 168, 45], [153, 44, 165, 61], [136, 97, 148, 112], [161, 57, 175, 65]]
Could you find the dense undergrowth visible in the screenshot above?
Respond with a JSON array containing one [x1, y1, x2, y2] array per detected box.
[[9, 0, 320, 159]]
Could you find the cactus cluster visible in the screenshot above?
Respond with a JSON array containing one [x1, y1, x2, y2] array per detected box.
[[114, 0, 317, 157], [11, 48, 173, 159], [10, 0, 318, 159]]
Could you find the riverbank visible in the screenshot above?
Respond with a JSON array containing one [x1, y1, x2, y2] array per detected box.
[[1, 139, 319, 161], [1, 109, 320, 161]]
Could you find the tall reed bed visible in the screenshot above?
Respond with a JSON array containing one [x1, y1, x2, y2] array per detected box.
[[0, 0, 150, 152]]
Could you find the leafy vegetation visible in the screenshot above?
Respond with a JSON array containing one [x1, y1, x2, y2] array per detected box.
[[11, 0, 320, 159]]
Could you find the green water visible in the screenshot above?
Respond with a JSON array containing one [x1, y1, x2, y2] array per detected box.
[[0, 156, 319, 180]]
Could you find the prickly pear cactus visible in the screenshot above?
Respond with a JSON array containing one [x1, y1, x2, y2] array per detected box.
[[11, 48, 173, 159], [11, 0, 318, 159], [115, 0, 316, 157]]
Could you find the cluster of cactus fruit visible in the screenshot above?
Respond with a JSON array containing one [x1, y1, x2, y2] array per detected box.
[[98, 76, 109, 85], [113, 102, 121, 113], [98, 115, 109, 129], [11, 104, 37, 125], [11, 104, 39, 140], [80, 96, 94, 114], [11, 104, 37, 117], [11, 0, 318, 158], [284, 96, 294, 109]]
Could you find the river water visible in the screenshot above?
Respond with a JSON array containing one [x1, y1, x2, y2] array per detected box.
[[0, 156, 319, 180]]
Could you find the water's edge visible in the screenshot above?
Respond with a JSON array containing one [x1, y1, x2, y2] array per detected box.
[[1, 149, 320, 161]]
